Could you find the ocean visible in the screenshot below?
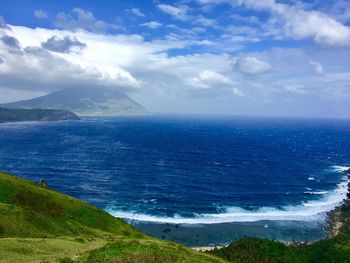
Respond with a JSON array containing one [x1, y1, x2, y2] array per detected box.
[[0, 115, 349, 246]]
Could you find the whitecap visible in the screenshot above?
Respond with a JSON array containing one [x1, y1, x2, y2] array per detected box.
[[106, 166, 350, 224], [331, 165, 350, 173], [304, 191, 328, 195]]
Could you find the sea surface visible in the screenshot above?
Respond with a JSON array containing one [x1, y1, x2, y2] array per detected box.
[[0, 115, 349, 246]]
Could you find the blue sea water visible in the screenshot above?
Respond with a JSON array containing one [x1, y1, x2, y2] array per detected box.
[[0, 115, 349, 245]]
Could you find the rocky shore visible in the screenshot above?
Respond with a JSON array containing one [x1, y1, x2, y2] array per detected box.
[[327, 168, 350, 238]]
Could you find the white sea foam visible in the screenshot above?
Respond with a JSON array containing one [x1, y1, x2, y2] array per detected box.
[[332, 166, 350, 173], [107, 166, 350, 224], [304, 191, 328, 195]]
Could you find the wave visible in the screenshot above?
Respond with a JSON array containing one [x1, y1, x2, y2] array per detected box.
[[304, 191, 328, 195], [106, 166, 350, 224], [331, 165, 350, 173]]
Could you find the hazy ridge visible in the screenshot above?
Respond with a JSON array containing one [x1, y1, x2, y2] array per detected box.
[[1, 87, 148, 116]]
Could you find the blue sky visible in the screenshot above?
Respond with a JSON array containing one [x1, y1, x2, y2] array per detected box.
[[0, 0, 350, 117]]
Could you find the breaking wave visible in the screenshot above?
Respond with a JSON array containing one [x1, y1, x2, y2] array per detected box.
[[107, 165, 350, 224]]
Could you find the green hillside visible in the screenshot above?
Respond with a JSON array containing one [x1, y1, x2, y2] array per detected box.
[[1, 87, 148, 116], [0, 172, 224, 263], [0, 172, 137, 238]]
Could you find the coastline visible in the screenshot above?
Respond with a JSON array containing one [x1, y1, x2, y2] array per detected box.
[[191, 168, 350, 251], [327, 168, 350, 238]]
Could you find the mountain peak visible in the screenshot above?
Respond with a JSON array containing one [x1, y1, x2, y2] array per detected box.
[[1, 87, 148, 116]]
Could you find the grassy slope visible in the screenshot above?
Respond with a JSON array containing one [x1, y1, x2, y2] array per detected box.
[[0, 172, 137, 238], [0, 172, 224, 263], [210, 200, 350, 263]]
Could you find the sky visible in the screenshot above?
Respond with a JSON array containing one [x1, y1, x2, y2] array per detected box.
[[0, 0, 350, 118]]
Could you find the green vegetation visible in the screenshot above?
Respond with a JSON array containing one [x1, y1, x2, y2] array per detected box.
[[210, 235, 350, 263], [0, 108, 79, 123], [0, 172, 223, 262], [0, 171, 137, 238], [1, 87, 148, 116], [1, 171, 350, 262], [79, 238, 224, 263]]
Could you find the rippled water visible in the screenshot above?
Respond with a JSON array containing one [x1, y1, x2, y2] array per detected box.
[[0, 115, 349, 245]]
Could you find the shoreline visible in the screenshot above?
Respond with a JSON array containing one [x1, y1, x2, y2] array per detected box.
[[191, 168, 350, 251], [327, 168, 350, 238]]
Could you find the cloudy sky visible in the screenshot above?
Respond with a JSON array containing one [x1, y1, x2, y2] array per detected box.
[[0, 0, 350, 118]]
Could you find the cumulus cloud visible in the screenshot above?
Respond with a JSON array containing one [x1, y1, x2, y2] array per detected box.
[[0, 27, 141, 96], [186, 70, 244, 97], [309, 61, 324, 75], [34, 10, 48, 19], [0, 35, 21, 49], [234, 0, 350, 46], [140, 21, 162, 29], [0, 16, 10, 30], [188, 70, 233, 89], [41, 36, 86, 53], [157, 4, 190, 20], [54, 8, 124, 33], [233, 57, 271, 75], [1, 25, 236, 103]]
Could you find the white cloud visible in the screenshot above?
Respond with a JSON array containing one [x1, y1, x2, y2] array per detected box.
[[129, 8, 145, 17], [0, 26, 142, 94], [309, 61, 324, 75], [283, 84, 306, 94], [187, 70, 243, 96], [0, 24, 239, 104], [0, 15, 10, 29], [140, 21, 162, 29], [157, 4, 190, 21], [234, 57, 271, 75], [188, 70, 233, 89], [34, 10, 48, 19], [234, 0, 350, 46], [195, 0, 229, 5], [194, 15, 218, 27], [41, 36, 86, 53], [54, 8, 124, 33]]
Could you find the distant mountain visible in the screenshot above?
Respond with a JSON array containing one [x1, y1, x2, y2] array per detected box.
[[0, 108, 79, 123], [1, 87, 148, 116]]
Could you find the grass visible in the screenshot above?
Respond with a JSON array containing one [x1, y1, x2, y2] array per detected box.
[[0, 171, 138, 238], [0, 237, 107, 263], [78, 237, 225, 263]]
